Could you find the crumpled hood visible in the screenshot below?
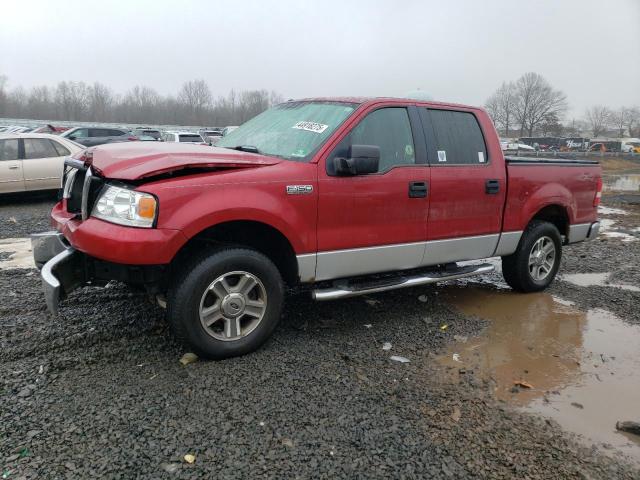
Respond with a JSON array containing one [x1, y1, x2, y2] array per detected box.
[[79, 142, 281, 181]]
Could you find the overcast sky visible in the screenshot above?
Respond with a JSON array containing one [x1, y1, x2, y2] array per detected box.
[[1, 0, 638, 117]]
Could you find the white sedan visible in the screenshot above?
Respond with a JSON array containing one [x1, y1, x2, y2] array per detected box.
[[0, 133, 84, 193]]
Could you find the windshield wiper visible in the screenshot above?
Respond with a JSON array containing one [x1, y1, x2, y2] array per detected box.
[[229, 145, 260, 154]]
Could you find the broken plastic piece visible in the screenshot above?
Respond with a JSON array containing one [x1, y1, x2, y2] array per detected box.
[[179, 353, 198, 366], [390, 355, 410, 363]]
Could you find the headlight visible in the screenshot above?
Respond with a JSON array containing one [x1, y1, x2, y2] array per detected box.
[[92, 184, 157, 228]]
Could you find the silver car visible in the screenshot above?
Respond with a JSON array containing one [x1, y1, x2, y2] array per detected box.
[[0, 133, 84, 193]]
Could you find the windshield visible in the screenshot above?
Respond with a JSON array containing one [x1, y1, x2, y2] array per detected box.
[[216, 101, 356, 161]]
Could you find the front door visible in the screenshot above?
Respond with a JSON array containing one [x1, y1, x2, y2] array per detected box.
[[0, 138, 24, 193], [418, 107, 506, 265], [316, 105, 429, 281]]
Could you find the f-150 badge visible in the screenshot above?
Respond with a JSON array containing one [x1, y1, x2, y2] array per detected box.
[[286, 185, 313, 195]]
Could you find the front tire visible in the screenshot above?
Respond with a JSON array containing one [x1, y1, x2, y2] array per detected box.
[[501, 220, 562, 292], [167, 248, 284, 359]]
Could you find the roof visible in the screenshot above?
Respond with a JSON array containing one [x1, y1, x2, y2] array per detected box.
[[295, 96, 481, 110], [0, 132, 70, 140]]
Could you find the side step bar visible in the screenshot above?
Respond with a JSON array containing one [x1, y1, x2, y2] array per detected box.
[[311, 263, 494, 301]]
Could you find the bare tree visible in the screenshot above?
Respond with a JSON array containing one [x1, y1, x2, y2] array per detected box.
[[584, 106, 612, 138], [0, 74, 282, 126], [484, 81, 516, 136], [513, 72, 568, 136], [179, 80, 212, 123], [619, 106, 640, 138], [89, 83, 114, 122], [0, 74, 8, 116], [55, 81, 90, 120]]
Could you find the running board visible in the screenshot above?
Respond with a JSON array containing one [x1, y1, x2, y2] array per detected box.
[[311, 263, 495, 301]]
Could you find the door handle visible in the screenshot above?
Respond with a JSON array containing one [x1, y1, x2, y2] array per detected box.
[[485, 179, 500, 194], [8, 165, 19, 170], [409, 181, 428, 198]]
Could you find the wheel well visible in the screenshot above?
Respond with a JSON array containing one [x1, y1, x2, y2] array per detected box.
[[530, 205, 569, 237], [172, 221, 299, 286]]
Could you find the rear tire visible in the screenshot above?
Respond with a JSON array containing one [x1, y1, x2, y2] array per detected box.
[[167, 248, 284, 359], [501, 220, 562, 292]]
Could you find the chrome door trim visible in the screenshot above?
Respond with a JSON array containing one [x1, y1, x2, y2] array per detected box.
[[315, 241, 427, 281], [420, 234, 500, 267]]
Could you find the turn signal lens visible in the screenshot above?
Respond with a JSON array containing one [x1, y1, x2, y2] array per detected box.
[[138, 196, 157, 219]]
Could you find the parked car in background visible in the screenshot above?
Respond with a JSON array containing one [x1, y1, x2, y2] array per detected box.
[[161, 131, 206, 144], [31, 124, 71, 134], [0, 133, 83, 193], [0, 125, 34, 134], [60, 127, 137, 147], [500, 140, 535, 152], [222, 126, 239, 136], [133, 128, 162, 140], [199, 129, 223, 145]]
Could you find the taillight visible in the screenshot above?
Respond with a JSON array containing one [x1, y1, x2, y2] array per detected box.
[[128, 136, 138, 141], [594, 177, 603, 207]]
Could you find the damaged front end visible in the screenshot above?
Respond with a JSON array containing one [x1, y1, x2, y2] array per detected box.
[[31, 232, 85, 314]]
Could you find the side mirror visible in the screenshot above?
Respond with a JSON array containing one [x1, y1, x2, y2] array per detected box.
[[333, 144, 380, 175]]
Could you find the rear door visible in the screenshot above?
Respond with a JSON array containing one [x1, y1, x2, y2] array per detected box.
[[0, 138, 24, 193], [418, 107, 506, 265], [316, 104, 430, 281], [22, 138, 65, 191]]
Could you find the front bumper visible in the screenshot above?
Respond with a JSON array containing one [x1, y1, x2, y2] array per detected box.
[[32, 232, 85, 314], [32, 230, 168, 314]]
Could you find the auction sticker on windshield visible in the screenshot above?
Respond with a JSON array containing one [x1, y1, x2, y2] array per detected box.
[[292, 121, 329, 133]]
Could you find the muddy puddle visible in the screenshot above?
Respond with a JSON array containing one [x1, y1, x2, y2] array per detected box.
[[438, 287, 640, 463], [604, 174, 640, 192]]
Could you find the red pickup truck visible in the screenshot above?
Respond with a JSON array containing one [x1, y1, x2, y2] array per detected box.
[[32, 97, 602, 359]]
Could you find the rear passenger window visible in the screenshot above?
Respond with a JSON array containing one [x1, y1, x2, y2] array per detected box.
[[328, 107, 415, 174], [51, 140, 70, 156], [109, 129, 125, 136], [24, 138, 59, 159], [423, 109, 487, 165], [0, 139, 19, 160]]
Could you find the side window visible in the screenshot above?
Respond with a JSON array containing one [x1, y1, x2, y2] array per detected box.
[[329, 107, 415, 174], [423, 109, 487, 165], [51, 140, 70, 156], [0, 139, 19, 161], [70, 128, 88, 138], [109, 129, 125, 136], [91, 128, 110, 137], [24, 138, 59, 159]]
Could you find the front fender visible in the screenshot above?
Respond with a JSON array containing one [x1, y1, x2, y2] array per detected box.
[[148, 180, 318, 254]]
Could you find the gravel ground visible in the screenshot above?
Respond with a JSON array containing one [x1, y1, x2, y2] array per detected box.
[[0, 191, 57, 239], [1, 193, 639, 479]]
